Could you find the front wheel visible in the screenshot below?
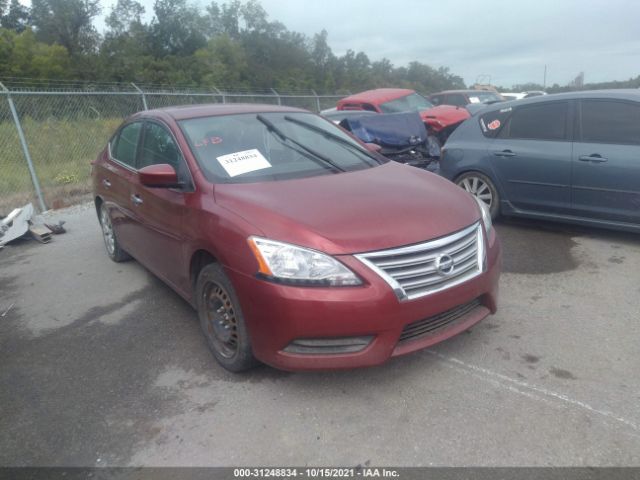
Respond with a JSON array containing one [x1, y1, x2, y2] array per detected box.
[[455, 172, 500, 219], [99, 203, 131, 262], [196, 263, 259, 372]]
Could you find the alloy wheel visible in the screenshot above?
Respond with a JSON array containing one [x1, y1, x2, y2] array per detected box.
[[458, 176, 493, 208], [100, 207, 116, 255]]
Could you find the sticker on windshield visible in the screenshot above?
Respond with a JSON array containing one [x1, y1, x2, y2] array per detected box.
[[216, 149, 271, 177], [487, 119, 501, 130], [469, 97, 481, 103], [195, 136, 223, 147]]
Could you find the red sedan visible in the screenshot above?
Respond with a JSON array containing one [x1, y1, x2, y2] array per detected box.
[[92, 104, 501, 372], [336, 88, 471, 141]]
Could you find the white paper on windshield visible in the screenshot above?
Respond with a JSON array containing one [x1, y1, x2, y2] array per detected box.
[[469, 97, 481, 103], [216, 149, 271, 177]]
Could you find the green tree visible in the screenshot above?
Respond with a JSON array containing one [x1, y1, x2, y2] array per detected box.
[[30, 0, 100, 55], [0, 28, 70, 78], [150, 0, 207, 56], [511, 82, 545, 92], [105, 0, 145, 36], [219, 0, 241, 37], [193, 34, 248, 87], [2, 0, 473, 95], [1, 0, 30, 32], [239, 0, 268, 33]]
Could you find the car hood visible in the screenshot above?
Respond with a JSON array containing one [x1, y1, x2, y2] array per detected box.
[[419, 105, 470, 131], [214, 162, 480, 255]]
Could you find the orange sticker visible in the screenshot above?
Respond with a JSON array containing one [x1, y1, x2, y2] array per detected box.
[[487, 120, 501, 130], [195, 136, 223, 148]]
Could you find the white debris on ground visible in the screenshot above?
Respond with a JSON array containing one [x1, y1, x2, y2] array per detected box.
[[0, 202, 76, 248], [0, 203, 34, 247]]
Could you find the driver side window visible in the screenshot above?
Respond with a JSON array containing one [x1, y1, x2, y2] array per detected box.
[[112, 122, 142, 167], [139, 122, 191, 184]]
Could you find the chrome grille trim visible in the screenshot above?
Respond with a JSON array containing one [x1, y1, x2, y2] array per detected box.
[[355, 222, 485, 301]]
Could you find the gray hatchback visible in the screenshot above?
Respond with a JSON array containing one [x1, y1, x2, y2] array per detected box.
[[439, 90, 640, 233]]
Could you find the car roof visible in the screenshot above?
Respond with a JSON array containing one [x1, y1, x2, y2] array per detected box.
[[132, 103, 309, 122], [338, 88, 415, 104], [482, 89, 640, 112]]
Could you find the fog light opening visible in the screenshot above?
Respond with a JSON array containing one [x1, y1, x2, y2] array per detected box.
[[283, 336, 374, 354]]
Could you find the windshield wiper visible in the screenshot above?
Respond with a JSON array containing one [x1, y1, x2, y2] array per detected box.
[[284, 115, 381, 165], [256, 114, 345, 173]]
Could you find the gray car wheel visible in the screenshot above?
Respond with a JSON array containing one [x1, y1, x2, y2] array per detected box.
[[99, 204, 131, 262], [455, 172, 500, 219], [196, 263, 259, 372]]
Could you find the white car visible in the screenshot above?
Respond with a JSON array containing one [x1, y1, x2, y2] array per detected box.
[[500, 91, 547, 101]]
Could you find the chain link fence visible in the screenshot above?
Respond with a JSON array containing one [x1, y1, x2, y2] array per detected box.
[[0, 83, 346, 214]]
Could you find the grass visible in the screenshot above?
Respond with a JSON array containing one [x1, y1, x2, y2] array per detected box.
[[0, 117, 121, 213]]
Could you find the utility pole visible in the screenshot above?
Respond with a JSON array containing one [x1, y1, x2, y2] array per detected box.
[[543, 65, 547, 89]]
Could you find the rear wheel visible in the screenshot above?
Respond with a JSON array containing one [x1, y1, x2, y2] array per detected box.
[[455, 171, 500, 219], [99, 204, 131, 262], [196, 263, 258, 372]]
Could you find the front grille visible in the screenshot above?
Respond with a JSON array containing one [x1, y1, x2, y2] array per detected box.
[[355, 222, 484, 301], [399, 298, 482, 343]]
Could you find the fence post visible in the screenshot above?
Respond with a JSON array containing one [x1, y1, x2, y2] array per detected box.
[[212, 86, 226, 104], [1, 82, 47, 212], [271, 88, 282, 106], [311, 89, 321, 112], [131, 82, 148, 110]]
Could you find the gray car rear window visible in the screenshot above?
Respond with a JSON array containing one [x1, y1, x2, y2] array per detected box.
[[479, 108, 513, 138], [504, 102, 568, 141]]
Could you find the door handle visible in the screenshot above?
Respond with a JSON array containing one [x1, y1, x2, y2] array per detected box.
[[493, 150, 516, 157], [578, 154, 608, 163], [131, 194, 143, 206], [102, 179, 111, 188]]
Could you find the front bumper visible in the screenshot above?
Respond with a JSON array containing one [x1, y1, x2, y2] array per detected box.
[[227, 230, 501, 371]]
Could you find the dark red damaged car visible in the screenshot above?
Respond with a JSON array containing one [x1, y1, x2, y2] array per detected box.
[[92, 104, 501, 372], [336, 88, 471, 143]]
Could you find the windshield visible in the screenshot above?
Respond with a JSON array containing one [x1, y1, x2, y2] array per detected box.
[[379, 92, 434, 113], [179, 112, 385, 183]]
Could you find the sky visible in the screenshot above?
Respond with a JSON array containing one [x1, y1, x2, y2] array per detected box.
[[37, 0, 640, 88]]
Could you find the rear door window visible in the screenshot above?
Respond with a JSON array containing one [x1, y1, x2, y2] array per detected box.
[[448, 94, 468, 107], [430, 95, 443, 106], [479, 107, 514, 138], [502, 102, 569, 141], [112, 122, 142, 167], [580, 100, 640, 145]]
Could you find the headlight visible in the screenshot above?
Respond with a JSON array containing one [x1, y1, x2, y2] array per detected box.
[[474, 196, 493, 235], [247, 236, 362, 286]]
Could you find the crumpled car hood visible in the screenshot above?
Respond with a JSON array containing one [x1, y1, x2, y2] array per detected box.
[[420, 105, 471, 131]]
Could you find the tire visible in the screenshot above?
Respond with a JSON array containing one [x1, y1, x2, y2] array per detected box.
[[196, 263, 259, 372], [455, 171, 500, 220], [99, 203, 131, 262]]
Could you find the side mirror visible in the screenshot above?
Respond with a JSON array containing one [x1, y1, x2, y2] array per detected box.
[[364, 143, 382, 153], [139, 164, 181, 188]]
